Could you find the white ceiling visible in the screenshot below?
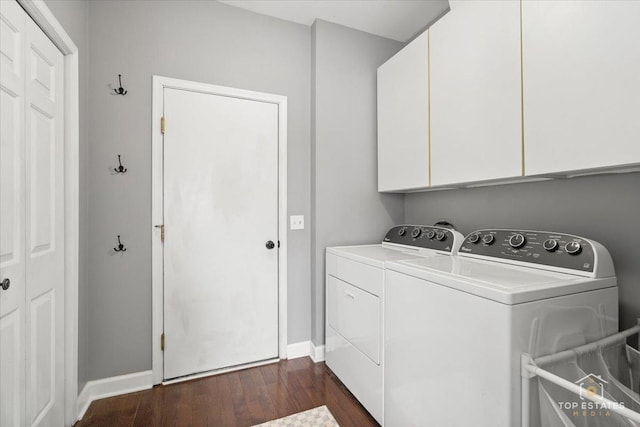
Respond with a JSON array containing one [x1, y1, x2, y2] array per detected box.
[[217, 0, 450, 42]]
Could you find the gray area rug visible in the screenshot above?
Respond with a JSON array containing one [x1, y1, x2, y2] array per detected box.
[[253, 405, 339, 427]]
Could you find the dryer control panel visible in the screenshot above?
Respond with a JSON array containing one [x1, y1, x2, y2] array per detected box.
[[459, 229, 597, 273], [383, 225, 460, 253]]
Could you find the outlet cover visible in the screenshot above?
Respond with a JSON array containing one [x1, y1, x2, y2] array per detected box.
[[290, 215, 304, 230]]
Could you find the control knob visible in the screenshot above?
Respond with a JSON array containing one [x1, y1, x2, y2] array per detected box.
[[436, 231, 446, 241], [468, 233, 481, 244], [398, 227, 407, 236], [482, 234, 495, 245], [411, 227, 422, 238], [565, 241, 582, 255], [509, 233, 526, 249], [426, 230, 436, 239], [543, 239, 559, 252]]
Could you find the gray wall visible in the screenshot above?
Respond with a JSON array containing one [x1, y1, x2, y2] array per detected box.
[[404, 172, 640, 336], [86, 0, 311, 380], [311, 20, 405, 345], [44, 0, 90, 391]]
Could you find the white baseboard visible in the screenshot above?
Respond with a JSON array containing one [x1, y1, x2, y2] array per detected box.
[[310, 343, 325, 363], [287, 340, 311, 359], [286, 340, 324, 362], [76, 384, 91, 421], [77, 370, 153, 420]]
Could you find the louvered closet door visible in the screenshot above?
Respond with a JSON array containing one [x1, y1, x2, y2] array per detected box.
[[0, 1, 65, 426]]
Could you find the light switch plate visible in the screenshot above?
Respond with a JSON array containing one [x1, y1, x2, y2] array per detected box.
[[290, 215, 304, 230]]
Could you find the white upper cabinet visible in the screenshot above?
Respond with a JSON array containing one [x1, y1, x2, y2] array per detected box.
[[377, 0, 640, 192], [522, 0, 640, 176], [430, 0, 522, 186], [377, 31, 429, 192]]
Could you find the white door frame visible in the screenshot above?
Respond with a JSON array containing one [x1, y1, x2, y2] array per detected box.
[[151, 76, 288, 385], [15, 1, 79, 425]]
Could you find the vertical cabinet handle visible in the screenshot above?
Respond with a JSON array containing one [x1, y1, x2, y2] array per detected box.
[[1, 278, 10, 291]]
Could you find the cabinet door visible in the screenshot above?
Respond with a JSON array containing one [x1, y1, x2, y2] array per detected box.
[[430, 0, 522, 186], [377, 31, 429, 192], [522, 0, 640, 175]]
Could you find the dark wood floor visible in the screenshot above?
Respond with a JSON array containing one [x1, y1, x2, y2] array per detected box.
[[75, 358, 379, 427]]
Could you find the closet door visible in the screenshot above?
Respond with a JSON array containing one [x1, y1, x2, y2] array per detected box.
[[0, 2, 65, 426], [24, 11, 65, 427], [0, 1, 27, 425]]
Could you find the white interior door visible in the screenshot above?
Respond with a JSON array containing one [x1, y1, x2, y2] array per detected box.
[[162, 88, 279, 380], [1, 2, 27, 425], [24, 10, 65, 426], [0, 1, 65, 425]]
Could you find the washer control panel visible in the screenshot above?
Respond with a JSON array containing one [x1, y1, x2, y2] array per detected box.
[[383, 225, 457, 253], [459, 229, 595, 272]]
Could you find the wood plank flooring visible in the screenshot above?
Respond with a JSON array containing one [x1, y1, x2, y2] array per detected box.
[[75, 358, 379, 427]]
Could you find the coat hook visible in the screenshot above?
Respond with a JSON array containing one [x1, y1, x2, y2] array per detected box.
[[114, 235, 127, 252], [114, 74, 128, 95], [114, 154, 127, 174]]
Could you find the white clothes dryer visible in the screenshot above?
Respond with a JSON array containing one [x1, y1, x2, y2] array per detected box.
[[325, 224, 465, 424], [384, 229, 618, 427]]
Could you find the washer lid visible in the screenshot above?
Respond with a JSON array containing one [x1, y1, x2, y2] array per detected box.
[[386, 256, 616, 305], [326, 244, 429, 268]]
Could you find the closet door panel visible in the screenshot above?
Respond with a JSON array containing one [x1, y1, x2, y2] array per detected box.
[[0, 1, 26, 426], [24, 15, 65, 427]]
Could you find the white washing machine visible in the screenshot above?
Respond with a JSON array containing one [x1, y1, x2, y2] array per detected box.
[[384, 229, 619, 427], [325, 224, 465, 424]]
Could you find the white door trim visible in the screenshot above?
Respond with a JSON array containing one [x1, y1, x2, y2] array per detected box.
[[151, 76, 288, 385], [16, 1, 79, 425]]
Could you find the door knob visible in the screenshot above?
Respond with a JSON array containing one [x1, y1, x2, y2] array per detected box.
[[266, 241, 275, 250], [1, 278, 9, 291]]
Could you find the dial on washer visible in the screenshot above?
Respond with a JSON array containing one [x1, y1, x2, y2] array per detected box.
[[565, 241, 582, 255], [482, 234, 495, 245], [411, 227, 422, 238], [509, 234, 526, 249], [543, 239, 559, 252]]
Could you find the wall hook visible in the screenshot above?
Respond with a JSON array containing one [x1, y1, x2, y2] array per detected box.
[[114, 235, 127, 252], [114, 74, 128, 95], [114, 154, 127, 174]]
